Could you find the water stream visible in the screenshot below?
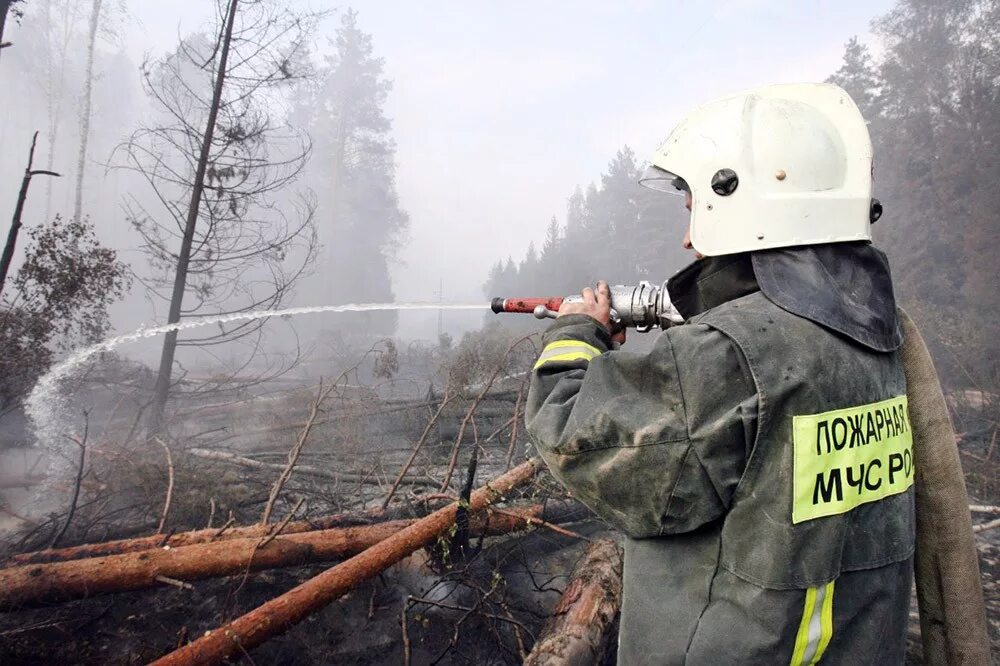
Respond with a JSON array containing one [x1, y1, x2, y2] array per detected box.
[[25, 302, 488, 483]]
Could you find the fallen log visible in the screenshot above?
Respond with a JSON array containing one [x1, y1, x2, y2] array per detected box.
[[150, 458, 541, 666], [0, 500, 566, 609], [5, 498, 591, 568], [188, 448, 438, 488], [523, 538, 623, 665], [4, 503, 446, 566]]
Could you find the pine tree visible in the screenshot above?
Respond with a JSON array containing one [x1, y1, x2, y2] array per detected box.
[[541, 216, 560, 259], [826, 37, 882, 122], [868, 0, 999, 386], [294, 9, 408, 335]]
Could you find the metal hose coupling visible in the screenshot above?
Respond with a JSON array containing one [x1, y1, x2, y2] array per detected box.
[[491, 281, 684, 332]]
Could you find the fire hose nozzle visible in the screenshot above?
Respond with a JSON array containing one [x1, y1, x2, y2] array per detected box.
[[491, 281, 684, 332]]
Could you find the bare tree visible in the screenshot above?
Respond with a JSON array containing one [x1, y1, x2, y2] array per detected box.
[[115, 0, 322, 432]]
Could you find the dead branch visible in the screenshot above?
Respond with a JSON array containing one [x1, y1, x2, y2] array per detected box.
[[155, 438, 175, 534], [149, 458, 541, 665], [257, 498, 305, 549], [506, 373, 529, 469], [406, 595, 536, 641], [969, 505, 1000, 515], [524, 539, 624, 666], [48, 424, 88, 548], [441, 373, 502, 491], [452, 416, 480, 558], [973, 517, 1000, 533], [188, 448, 436, 488], [441, 334, 536, 490], [154, 574, 194, 591], [488, 507, 591, 541], [261, 381, 336, 525], [382, 386, 454, 509], [401, 600, 411, 666]]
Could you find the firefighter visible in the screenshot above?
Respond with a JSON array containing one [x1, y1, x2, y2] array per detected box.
[[525, 83, 914, 664]]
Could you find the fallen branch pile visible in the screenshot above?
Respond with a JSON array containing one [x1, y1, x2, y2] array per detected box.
[[0, 460, 555, 602], [149, 457, 542, 665], [0, 496, 590, 609]]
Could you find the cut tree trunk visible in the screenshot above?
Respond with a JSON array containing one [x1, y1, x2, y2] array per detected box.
[[149, 458, 541, 665], [5, 502, 448, 566], [524, 538, 624, 666], [0, 501, 558, 609], [188, 448, 438, 488]]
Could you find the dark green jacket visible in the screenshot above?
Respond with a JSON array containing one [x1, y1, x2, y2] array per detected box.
[[525, 267, 914, 665]]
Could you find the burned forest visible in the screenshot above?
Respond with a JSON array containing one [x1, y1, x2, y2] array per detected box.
[[0, 0, 998, 664]]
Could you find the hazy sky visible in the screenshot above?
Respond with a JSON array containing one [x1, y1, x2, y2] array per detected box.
[[116, 1, 894, 337]]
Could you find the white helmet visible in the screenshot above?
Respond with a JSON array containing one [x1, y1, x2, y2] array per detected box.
[[639, 82, 878, 257]]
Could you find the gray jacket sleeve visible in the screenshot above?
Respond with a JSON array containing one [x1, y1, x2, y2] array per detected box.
[[525, 314, 758, 538]]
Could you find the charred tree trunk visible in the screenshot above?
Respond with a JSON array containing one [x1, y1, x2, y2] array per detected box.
[[451, 432, 479, 559], [149, 458, 541, 665], [524, 539, 624, 666], [0, 132, 60, 297], [147, 0, 240, 433]]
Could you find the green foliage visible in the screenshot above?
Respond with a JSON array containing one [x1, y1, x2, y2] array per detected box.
[[826, 37, 882, 120], [860, 0, 1000, 386], [0, 215, 130, 417]]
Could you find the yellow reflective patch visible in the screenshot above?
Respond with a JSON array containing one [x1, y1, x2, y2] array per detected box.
[[792, 395, 913, 524], [539, 339, 603, 355], [533, 339, 603, 370], [533, 351, 597, 369]]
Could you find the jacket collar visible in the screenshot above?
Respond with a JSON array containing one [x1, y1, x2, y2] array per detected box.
[[666, 253, 759, 319], [666, 243, 902, 352]]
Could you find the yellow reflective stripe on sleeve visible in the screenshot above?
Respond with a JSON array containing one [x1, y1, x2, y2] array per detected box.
[[533, 339, 603, 370], [790, 580, 835, 665]]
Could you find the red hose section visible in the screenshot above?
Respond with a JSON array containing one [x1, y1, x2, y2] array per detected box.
[[500, 297, 565, 314]]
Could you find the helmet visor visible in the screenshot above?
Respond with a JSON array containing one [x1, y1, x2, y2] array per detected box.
[[638, 165, 688, 196]]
